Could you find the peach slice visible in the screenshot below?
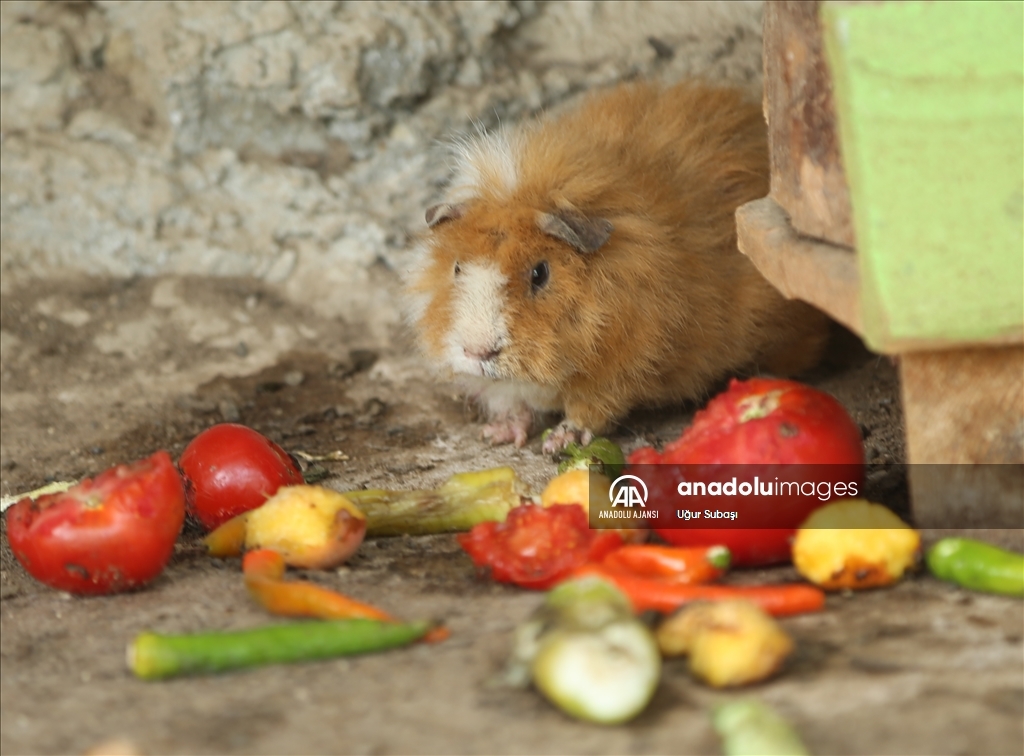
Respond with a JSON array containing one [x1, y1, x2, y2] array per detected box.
[[243, 485, 366, 569]]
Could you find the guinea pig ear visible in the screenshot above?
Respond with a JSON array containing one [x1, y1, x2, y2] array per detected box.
[[425, 203, 465, 228], [536, 210, 613, 254]]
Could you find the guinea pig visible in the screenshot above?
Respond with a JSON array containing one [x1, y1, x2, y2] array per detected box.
[[404, 80, 828, 453]]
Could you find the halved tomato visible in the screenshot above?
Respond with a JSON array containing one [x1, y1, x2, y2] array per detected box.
[[6, 451, 186, 594]]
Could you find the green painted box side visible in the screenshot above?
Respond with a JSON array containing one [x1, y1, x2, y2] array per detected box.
[[821, 0, 1024, 353]]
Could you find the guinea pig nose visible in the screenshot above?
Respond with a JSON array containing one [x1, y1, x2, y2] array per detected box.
[[464, 345, 502, 362]]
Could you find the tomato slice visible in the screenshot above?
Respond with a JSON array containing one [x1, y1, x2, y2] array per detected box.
[[5, 451, 186, 595], [457, 504, 623, 590]]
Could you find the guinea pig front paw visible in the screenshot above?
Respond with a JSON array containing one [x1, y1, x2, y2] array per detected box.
[[482, 407, 534, 448], [541, 421, 594, 456]]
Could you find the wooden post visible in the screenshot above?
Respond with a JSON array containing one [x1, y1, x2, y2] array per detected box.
[[743, 1, 1024, 529], [900, 346, 1024, 527], [763, 1, 855, 249]]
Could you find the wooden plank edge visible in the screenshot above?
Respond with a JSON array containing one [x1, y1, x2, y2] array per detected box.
[[736, 196, 862, 335], [736, 197, 1023, 352]]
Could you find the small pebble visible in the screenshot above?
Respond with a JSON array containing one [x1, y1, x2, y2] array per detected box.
[[218, 400, 241, 422]]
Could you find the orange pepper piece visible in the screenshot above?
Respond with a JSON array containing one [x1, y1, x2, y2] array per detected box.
[[240, 549, 451, 643], [242, 549, 394, 622], [204, 513, 249, 558]]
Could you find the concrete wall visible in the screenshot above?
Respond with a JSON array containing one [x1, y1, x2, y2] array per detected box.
[[0, 1, 763, 342]]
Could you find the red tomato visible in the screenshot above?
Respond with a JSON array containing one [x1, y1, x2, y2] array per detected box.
[[5, 451, 185, 595], [178, 424, 303, 531], [630, 378, 865, 566], [458, 503, 623, 590]]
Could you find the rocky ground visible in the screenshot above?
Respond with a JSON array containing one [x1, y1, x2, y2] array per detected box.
[[2, 273, 1022, 756]]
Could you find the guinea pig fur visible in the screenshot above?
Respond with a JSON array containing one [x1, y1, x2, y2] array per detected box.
[[404, 80, 829, 452]]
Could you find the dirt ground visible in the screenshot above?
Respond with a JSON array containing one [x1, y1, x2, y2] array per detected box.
[[1, 274, 1022, 756]]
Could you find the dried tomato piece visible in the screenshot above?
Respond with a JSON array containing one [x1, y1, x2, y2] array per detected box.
[[458, 504, 622, 590]]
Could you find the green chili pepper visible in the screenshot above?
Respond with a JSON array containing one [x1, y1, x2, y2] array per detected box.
[[128, 619, 432, 680], [926, 538, 1024, 596], [712, 700, 809, 756]]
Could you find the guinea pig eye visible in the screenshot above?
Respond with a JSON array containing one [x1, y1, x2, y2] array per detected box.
[[453, 261, 461, 276], [530, 260, 550, 291]]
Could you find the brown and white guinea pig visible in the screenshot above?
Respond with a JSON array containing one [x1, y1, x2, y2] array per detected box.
[[404, 80, 828, 453]]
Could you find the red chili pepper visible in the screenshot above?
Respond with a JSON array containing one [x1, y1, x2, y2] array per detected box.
[[601, 544, 730, 584], [573, 563, 826, 617]]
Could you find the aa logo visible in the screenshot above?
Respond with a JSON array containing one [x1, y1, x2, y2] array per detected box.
[[609, 475, 648, 508]]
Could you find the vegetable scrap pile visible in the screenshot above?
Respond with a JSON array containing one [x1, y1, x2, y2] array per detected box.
[[4, 379, 1023, 754]]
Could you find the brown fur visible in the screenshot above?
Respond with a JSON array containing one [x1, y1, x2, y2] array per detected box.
[[408, 80, 828, 437]]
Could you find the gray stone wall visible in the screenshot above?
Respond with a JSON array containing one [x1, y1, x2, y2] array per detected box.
[[0, 1, 763, 341]]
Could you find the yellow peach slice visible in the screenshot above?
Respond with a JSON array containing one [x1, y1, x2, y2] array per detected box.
[[244, 485, 366, 569]]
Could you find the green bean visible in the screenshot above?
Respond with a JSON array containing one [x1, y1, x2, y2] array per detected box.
[[129, 619, 431, 680], [926, 538, 1024, 596]]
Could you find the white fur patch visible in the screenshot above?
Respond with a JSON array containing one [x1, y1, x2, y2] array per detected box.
[[458, 374, 562, 420], [444, 260, 510, 377], [446, 128, 523, 203]]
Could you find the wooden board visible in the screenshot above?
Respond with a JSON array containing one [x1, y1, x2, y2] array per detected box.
[[821, 0, 1024, 353], [763, 0, 855, 248]]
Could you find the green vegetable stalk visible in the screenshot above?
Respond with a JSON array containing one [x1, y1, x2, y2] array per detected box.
[[926, 538, 1024, 596], [713, 700, 810, 756], [509, 577, 661, 725], [128, 619, 431, 680], [554, 437, 627, 478], [343, 467, 527, 537]]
